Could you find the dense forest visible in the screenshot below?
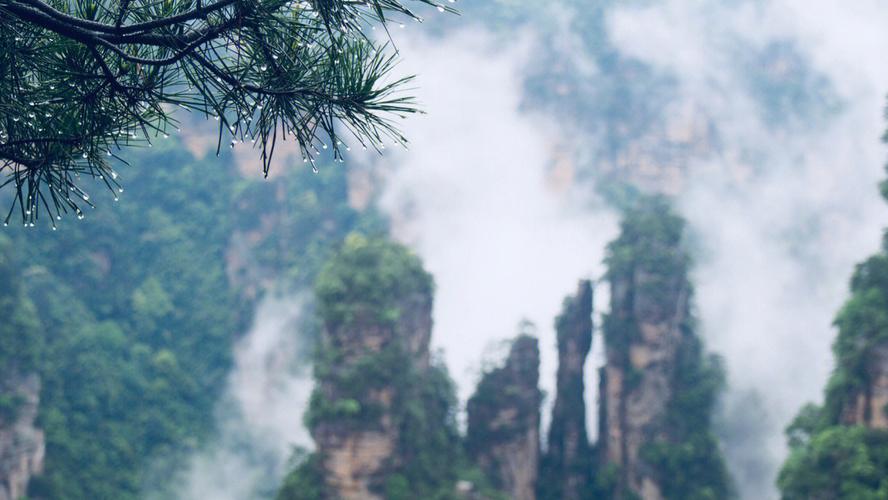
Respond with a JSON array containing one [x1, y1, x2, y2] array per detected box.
[[0, 137, 385, 499]]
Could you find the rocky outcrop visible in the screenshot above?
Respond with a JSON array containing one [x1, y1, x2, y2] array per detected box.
[[827, 253, 888, 431], [313, 293, 433, 499], [539, 280, 593, 500], [839, 342, 888, 429], [600, 252, 689, 499], [0, 372, 44, 500], [308, 236, 437, 500], [466, 335, 541, 500], [598, 199, 729, 500]]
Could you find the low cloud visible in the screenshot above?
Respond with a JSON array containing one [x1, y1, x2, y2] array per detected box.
[[178, 295, 313, 500], [377, 28, 619, 427]]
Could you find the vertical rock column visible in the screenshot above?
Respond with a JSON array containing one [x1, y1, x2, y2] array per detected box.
[[309, 236, 435, 500], [598, 199, 729, 500], [540, 280, 593, 500], [466, 335, 542, 500], [840, 343, 888, 429], [0, 373, 44, 500]]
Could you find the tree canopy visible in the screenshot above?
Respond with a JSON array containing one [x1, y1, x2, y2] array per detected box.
[[0, 0, 453, 226]]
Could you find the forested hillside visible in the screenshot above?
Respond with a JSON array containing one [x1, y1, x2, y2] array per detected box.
[[0, 137, 381, 499]]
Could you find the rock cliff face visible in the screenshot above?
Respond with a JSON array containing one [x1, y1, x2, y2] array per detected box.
[[0, 372, 44, 500], [600, 252, 689, 499], [313, 293, 433, 499], [839, 342, 888, 429], [539, 281, 593, 500], [826, 252, 888, 430], [598, 199, 729, 500], [306, 236, 440, 499], [466, 335, 541, 500]]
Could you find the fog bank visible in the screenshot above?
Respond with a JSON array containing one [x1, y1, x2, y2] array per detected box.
[[179, 295, 313, 500]]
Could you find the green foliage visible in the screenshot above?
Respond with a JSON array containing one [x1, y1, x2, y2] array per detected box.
[[779, 426, 888, 500], [778, 225, 888, 499], [466, 334, 541, 456], [394, 358, 464, 499], [276, 450, 326, 500], [604, 195, 688, 287], [785, 403, 825, 450], [0, 393, 25, 422], [822, 254, 888, 423], [16, 145, 242, 500], [0, 0, 451, 223], [0, 136, 377, 499], [642, 341, 732, 500], [304, 344, 405, 429], [315, 234, 433, 328], [0, 234, 42, 374]]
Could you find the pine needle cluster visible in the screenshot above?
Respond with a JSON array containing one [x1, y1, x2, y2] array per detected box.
[[0, 0, 454, 226]]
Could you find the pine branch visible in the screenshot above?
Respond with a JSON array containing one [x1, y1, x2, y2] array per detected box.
[[0, 0, 457, 227]]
